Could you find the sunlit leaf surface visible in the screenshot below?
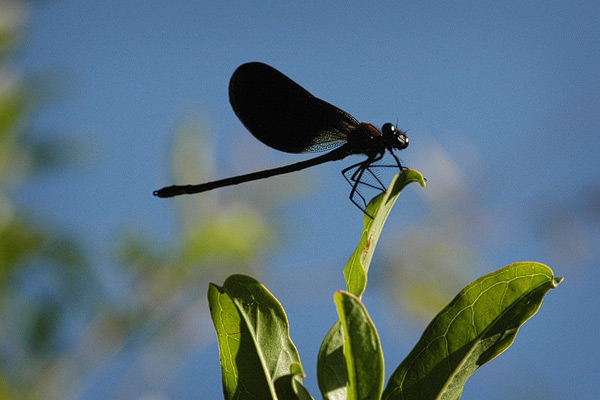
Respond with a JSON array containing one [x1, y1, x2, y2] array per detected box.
[[383, 262, 563, 400]]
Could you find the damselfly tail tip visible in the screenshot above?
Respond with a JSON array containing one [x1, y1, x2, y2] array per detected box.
[[153, 187, 172, 198]]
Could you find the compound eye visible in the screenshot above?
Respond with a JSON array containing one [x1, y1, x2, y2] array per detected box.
[[398, 134, 409, 149], [381, 123, 396, 135]]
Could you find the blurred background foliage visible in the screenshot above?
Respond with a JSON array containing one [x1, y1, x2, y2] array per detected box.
[[0, 2, 273, 398]]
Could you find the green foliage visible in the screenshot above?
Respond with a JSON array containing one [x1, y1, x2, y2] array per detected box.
[[333, 291, 384, 400], [208, 170, 563, 399], [208, 274, 307, 399], [344, 169, 426, 298], [0, 5, 96, 397], [382, 262, 561, 400]]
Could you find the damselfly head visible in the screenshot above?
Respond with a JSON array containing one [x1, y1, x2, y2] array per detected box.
[[382, 123, 409, 150]]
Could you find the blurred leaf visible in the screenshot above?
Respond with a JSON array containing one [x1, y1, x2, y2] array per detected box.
[[333, 291, 384, 400], [0, 85, 29, 182], [30, 136, 86, 171], [0, 2, 26, 59], [208, 274, 302, 400], [27, 299, 60, 354], [0, 373, 19, 400], [385, 230, 476, 322], [0, 217, 43, 282], [118, 229, 165, 272], [382, 262, 563, 400], [345, 169, 425, 297], [180, 206, 270, 265], [0, 86, 26, 137]]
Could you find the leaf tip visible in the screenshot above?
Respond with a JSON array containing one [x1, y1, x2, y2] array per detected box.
[[208, 282, 225, 293], [290, 361, 305, 377], [552, 276, 564, 288]]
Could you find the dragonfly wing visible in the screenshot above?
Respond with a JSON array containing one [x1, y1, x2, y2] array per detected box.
[[229, 62, 360, 153]]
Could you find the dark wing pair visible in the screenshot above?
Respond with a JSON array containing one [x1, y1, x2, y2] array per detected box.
[[229, 62, 360, 154]]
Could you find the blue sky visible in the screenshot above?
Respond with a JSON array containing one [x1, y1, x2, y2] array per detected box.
[[16, 1, 600, 398]]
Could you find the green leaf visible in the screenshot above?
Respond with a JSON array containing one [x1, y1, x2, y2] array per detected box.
[[319, 170, 424, 400], [334, 291, 384, 400], [382, 262, 563, 400], [274, 362, 314, 400], [344, 169, 425, 297], [317, 321, 347, 400], [208, 274, 303, 400]]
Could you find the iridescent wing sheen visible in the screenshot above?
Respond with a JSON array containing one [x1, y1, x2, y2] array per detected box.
[[228, 62, 360, 154]]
